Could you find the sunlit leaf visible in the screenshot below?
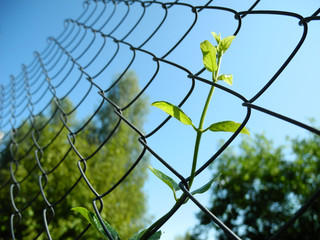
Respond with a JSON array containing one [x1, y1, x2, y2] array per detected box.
[[206, 121, 250, 135], [217, 74, 233, 85], [152, 101, 194, 127], [218, 35, 235, 53], [148, 165, 180, 201], [129, 229, 162, 240], [191, 174, 221, 195], [211, 32, 221, 44], [200, 40, 217, 72], [72, 207, 120, 240]]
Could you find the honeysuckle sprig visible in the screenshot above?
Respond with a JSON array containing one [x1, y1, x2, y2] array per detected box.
[[149, 32, 249, 201], [72, 32, 249, 240]]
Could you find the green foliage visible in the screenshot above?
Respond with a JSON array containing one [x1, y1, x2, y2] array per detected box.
[[148, 165, 180, 201], [151, 101, 195, 128], [174, 232, 194, 240], [72, 207, 120, 240], [211, 32, 221, 44], [200, 40, 218, 74], [140, 32, 249, 240], [129, 229, 161, 240], [217, 74, 233, 85], [200, 32, 235, 82], [150, 32, 248, 195], [72, 207, 161, 240], [191, 174, 220, 196], [217, 35, 235, 55], [205, 121, 249, 135], [192, 133, 320, 240], [0, 71, 149, 239]]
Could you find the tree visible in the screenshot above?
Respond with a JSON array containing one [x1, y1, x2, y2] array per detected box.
[[78, 70, 150, 238], [191, 133, 320, 240], [0, 71, 149, 239], [174, 232, 193, 240]]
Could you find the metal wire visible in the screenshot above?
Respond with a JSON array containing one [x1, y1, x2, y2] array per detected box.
[[0, 0, 319, 239]]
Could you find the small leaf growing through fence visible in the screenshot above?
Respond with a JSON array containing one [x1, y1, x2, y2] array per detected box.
[[148, 165, 180, 201], [217, 74, 233, 85], [129, 229, 162, 240], [217, 35, 235, 54], [211, 32, 221, 44], [200, 40, 217, 73], [191, 174, 221, 196], [205, 121, 250, 135], [152, 101, 195, 128], [72, 207, 120, 240]]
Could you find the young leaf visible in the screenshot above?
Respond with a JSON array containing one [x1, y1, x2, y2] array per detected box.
[[200, 40, 217, 73], [148, 165, 180, 201], [152, 101, 194, 127], [72, 207, 120, 240], [217, 74, 233, 86], [211, 32, 221, 44], [191, 174, 220, 195], [218, 35, 235, 53], [206, 121, 250, 135], [129, 229, 162, 240]]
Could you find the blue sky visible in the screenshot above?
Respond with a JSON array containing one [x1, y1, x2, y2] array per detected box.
[[1, 0, 319, 239], [0, 0, 82, 84]]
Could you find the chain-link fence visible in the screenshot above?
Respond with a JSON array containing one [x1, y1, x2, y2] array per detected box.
[[1, 0, 320, 239]]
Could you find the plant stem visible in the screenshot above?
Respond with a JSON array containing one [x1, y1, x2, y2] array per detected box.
[[188, 85, 214, 188], [188, 131, 202, 188], [140, 194, 187, 239], [141, 54, 223, 240], [189, 55, 222, 189], [215, 54, 222, 81]]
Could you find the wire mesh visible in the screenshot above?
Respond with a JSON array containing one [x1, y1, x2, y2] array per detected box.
[[0, 0, 320, 239]]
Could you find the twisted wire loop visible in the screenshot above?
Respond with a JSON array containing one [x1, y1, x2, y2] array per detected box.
[[0, 0, 319, 239]]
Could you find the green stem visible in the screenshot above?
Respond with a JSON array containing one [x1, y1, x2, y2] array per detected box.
[[140, 194, 187, 239], [189, 55, 222, 189], [188, 131, 202, 188], [214, 54, 223, 81], [141, 53, 224, 240]]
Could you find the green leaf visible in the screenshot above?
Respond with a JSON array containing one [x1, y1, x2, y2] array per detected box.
[[217, 74, 233, 86], [72, 207, 120, 240], [200, 40, 217, 73], [206, 121, 250, 135], [211, 32, 221, 44], [191, 174, 220, 195], [152, 101, 194, 127], [148, 165, 180, 201], [218, 35, 235, 53], [129, 229, 162, 240]]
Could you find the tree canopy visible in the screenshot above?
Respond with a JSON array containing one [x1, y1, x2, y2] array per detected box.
[[192, 133, 320, 240], [0, 71, 150, 239]]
